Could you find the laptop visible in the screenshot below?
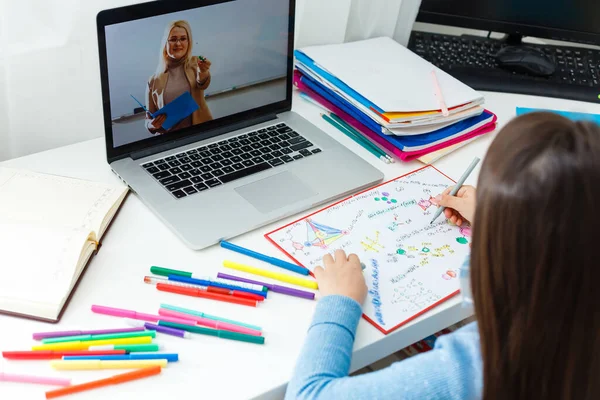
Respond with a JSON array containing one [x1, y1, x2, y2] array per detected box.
[[96, 0, 383, 250]]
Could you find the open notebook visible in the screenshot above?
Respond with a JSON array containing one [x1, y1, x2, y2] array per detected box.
[[0, 168, 128, 322]]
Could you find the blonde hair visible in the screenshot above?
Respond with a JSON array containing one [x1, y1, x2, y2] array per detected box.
[[155, 20, 194, 74]]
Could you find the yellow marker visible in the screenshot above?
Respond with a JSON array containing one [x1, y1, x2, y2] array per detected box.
[[51, 359, 167, 370], [32, 336, 152, 351], [223, 260, 318, 289]]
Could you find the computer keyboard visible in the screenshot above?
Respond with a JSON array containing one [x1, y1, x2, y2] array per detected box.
[[141, 123, 322, 199], [408, 31, 600, 103]]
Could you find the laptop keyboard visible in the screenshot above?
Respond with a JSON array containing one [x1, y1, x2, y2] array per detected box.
[[141, 123, 322, 199]]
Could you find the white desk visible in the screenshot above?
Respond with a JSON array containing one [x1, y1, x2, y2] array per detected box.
[[1, 90, 599, 400]]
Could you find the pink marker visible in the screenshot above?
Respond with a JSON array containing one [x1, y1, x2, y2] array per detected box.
[[91, 305, 197, 326], [0, 372, 71, 386], [158, 308, 262, 336]]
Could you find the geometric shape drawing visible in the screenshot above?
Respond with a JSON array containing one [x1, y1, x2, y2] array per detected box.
[[361, 231, 384, 252], [304, 218, 348, 249]]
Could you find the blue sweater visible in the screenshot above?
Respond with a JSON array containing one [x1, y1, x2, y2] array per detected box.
[[285, 296, 482, 400]]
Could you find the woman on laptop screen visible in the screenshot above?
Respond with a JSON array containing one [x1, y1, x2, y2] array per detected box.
[[145, 20, 213, 134]]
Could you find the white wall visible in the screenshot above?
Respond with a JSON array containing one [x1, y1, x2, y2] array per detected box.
[[0, 0, 423, 162], [0, 0, 146, 161]]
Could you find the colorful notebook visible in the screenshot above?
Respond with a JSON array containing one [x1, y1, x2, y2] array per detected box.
[[266, 165, 472, 335], [294, 71, 497, 161], [296, 37, 484, 116]]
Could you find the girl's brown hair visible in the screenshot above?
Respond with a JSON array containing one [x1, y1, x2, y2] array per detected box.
[[471, 112, 600, 400]]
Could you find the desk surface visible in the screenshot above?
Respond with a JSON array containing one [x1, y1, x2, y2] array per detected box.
[[1, 90, 599, 400]]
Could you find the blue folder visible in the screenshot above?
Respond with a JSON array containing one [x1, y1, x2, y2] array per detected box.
[[131, 91, 199, 130], [516, 107, 600, 125], [298, 70, 492, 151], [295, 50, 385, 113]]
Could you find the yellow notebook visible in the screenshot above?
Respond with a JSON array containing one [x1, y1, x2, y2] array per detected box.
[[0, 168, 128, 322]]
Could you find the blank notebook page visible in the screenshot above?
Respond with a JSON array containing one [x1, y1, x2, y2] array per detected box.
[[0, 168, 125, 234]]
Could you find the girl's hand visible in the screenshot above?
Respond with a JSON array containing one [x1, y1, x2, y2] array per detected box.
[[313, 249, 367, 305], [435, 185, 476, 226], [147, 113, 167, 134]]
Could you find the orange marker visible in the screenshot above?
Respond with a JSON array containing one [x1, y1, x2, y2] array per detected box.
[[45, 366, 161, 399]]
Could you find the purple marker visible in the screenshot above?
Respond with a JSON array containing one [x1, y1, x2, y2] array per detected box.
[[217, 273, 316, 300], [32, 327, 145, 341], [124, 319, 190, 339]]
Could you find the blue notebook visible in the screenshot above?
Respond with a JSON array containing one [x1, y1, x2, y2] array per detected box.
[[131, 92, 199, 130], [298, 70, 492, 151], [516, 107, 600, 125]]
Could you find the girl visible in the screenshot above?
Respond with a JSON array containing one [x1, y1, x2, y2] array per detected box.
[[285, 112, 600, 400]]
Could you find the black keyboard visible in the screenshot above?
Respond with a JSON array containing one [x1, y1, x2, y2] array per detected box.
[[141, 123, 322, 199], [408, 31, 600, 104]]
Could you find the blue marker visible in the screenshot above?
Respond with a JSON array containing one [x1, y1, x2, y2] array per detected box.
[[167, 275, 267, 298], [63, 353, 179, 362], [220, 240, 309, 275]]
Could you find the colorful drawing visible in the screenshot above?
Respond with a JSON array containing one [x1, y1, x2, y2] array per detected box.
[[418, 198, 432, 211], [442, 270, 457, 280], [361, 231, 384, 252], [418, 196, 440, 211], [460, 226, 472, 237], [374, 191, 398, 205], [392, 279, 442, 313], [304, 219, 347, 249]]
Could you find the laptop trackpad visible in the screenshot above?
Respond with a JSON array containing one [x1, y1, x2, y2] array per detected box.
[[235, 171, 317, 213]]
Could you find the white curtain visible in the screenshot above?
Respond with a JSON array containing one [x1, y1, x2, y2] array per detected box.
[[296, 0, 421, 48], [0, 0, 421, 161]]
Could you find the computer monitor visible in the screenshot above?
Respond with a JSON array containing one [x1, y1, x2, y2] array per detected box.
[[417, 0, 600, 46]]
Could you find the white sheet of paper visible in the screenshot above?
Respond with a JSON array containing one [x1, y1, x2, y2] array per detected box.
[[300, 37, 483, 112], [267, 166, 471, 334]]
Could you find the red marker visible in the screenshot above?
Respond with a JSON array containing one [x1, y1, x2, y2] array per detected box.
[[144, 276, 263, 301], [205, 286, 264, 301], [3, 350, 127, 360], [156, 283, 257, 307]]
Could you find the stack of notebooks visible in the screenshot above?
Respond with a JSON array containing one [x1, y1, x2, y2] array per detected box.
[[294, 37, 497, 163]]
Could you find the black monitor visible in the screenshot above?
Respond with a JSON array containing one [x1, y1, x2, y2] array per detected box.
[[417, 0, 600, 46]]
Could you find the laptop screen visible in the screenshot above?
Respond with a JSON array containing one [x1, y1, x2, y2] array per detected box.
[[102, 0, 291, 149]]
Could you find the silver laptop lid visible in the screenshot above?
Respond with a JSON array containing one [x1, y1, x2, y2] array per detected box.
[[97, 0, 296, 163]]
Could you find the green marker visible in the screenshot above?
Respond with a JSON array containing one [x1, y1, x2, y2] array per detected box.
[[198, 55, 206, 62], [42, 330, 156, 344], [150, 266, 192, 278], [150, 266, 268, 293], [159, 321, 265, 345], [161, 304, 262, 331], [87, 344, 160, 353]]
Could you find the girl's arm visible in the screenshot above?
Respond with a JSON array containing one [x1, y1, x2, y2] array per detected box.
[[285, 295, 482, 400]]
